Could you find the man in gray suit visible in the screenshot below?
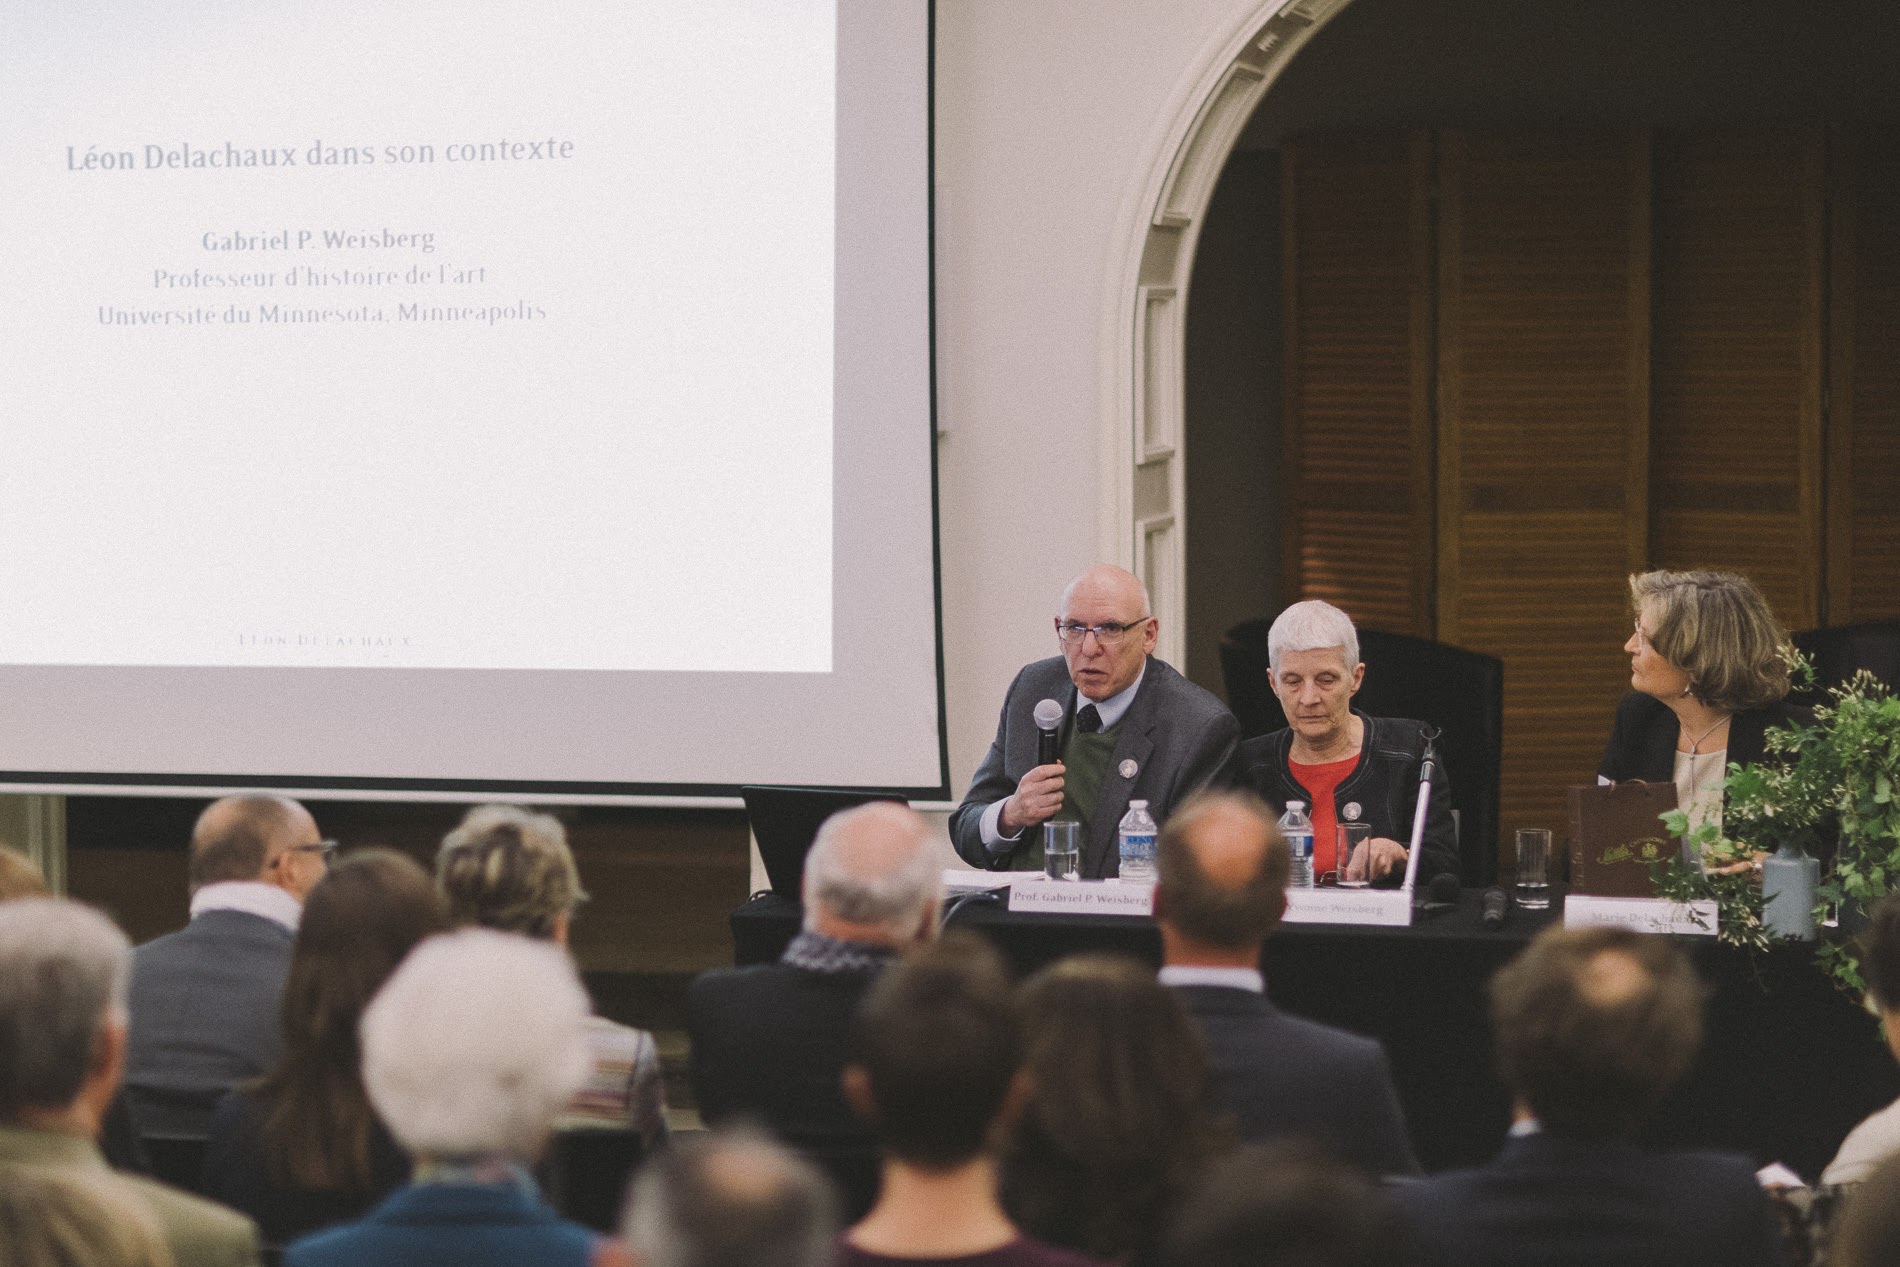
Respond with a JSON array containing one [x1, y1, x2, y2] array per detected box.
[[124, 795, 328, 1138], [950, 564, 1239, 878], [1154, 790, 1418, 1175]]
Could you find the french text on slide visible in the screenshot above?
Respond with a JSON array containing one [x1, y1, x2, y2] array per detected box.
[[66, 137, 576, 172]]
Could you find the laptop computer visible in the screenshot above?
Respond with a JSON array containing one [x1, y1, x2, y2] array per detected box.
[[741, 786, 908, 900]]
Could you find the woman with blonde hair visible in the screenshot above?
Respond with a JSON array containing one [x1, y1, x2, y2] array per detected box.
[[1599, 570, 1800, 854]]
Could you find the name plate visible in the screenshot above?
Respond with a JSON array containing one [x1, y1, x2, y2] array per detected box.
[[1282, 887, 1414, 927], [1007, 878, 1154, 916], [944, 869, 1010, 892], [1563, 895, 1718, 936]]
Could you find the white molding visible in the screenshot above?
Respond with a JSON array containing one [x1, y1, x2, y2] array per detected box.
[[1097, 0, 1361, 655]]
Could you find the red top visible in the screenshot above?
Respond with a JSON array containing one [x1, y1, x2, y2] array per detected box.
[[1288, 754, 1360, 877]]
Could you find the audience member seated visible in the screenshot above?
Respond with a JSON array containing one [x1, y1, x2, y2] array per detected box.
[[125, 795, 329, 1140], [0, 1162, 178, 1267], [1831, 1149, 1900, 1267], [838, 932, 1105, 1267], [1001, 954, 1222, 1265], [285, 928, 625, 1267], [436, 804, 668, 1149], [688, 802, 940, 1221], [1601, 569, 1800, 866], [1159, 1141, 1404, 1267], [621, 1126, 837, 1267], [1824, 892, 1900, 1185], [1391, 925, 1784, 1267], [0, 898, 260, 1267], [203, 849, 447, 1247], [0, 845, 50, 900], [1153, 790, 1418, 1174], [1236, 600, 1457, 887]]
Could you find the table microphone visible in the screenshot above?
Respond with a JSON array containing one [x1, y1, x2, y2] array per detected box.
[[1034, 698, 1064, 766], [1416, 872, 1460, 913], [1481, 886, 1511, 931]]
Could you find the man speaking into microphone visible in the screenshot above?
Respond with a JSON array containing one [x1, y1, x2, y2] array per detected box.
[[950, 564, 1240, 878]]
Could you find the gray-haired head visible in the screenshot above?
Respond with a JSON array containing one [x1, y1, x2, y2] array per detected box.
[[0, 899, 131, 1122], [622, 1126, 838, 1267], [1266, 600, 1360, 675], [359, 927, 591, 1161], [800, 802, 939, 942]]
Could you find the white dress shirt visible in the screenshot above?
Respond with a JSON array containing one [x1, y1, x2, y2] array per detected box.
[[1157, 964, 1264, 993], [189, 880, 302, 932]]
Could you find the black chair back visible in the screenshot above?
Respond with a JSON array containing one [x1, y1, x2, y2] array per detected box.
[[1791, 621, 1900, 703], [1220, 620, 1503, 885], [539, 1129, 644, 1233], [139, 1135, 211, 1196]]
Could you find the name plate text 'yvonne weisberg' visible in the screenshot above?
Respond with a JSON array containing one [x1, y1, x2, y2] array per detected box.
[[1562, 895, 1719, 936], [1007, 879, 1154, 916], [1281, 887, 1415, 927]]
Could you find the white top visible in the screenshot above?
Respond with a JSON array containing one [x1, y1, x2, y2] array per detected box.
[[981, 663, 1148, 848], [189, 880, 302, 932], [1673, 746, 1727, 857], [1824, 1096, 1900, 1185], [1157, 965, 1264, 993]]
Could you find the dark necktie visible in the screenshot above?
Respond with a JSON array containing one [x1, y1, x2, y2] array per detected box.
[[1076, 703, 1103, 734]]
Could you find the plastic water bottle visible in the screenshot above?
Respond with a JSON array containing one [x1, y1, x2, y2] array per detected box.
[[1279, 801, 1315, 889], [1118, 799, 1158, 880]]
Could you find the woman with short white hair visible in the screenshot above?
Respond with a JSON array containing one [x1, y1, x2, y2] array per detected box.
[[283, 929, 627, 1267], [1236, 600, 1459, 888]]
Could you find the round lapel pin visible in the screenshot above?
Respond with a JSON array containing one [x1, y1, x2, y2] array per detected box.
[[1343, 802, 1362, 822], [1119, 758, 1138, 779]]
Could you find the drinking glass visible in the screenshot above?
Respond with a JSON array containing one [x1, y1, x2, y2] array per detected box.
[[1515, 828, 1552, 909], [1044, 820, 1081, 881], [1336, 822, 1372, 887]]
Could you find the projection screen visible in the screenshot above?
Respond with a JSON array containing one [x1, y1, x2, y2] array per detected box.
[[0, 0, 946, 799]]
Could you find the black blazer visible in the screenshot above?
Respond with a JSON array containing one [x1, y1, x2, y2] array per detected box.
[[1598, 692, 1805, 787], [1171, 984, 1418, 1176], [1237, 712, 1459, 887], [1389, 1131, 1786, 1267], [686, 960, 883, 1221], [950, 655, 1240, 877]]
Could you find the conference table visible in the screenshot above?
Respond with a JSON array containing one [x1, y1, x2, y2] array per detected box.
[[729, 887, 1900, 1178]]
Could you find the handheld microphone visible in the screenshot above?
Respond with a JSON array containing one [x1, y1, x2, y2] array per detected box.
[[1481, 886, 1510, 931], [1033, 698, 1064, 766]]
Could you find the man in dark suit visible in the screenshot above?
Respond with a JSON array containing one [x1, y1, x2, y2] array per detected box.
[[950, 564, 1239, 878], [1390, 925, 1785, 1266], [124, 795, 328, 1139], [688, 802, 941, 1222], [1153, 790, 1418, 1175]]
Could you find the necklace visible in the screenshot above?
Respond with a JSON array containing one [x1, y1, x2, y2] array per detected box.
[[1682, 714, 1729, 755]]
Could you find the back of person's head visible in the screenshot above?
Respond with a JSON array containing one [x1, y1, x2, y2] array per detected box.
[[848, 931, 1019, 1168], [0, 898, 131, 1123], [1860, 891, 1900, 1013], [1267, 600, 1360, 674], [622, 1127, 838, 1267], [1005, 954, 1217, 1261], [1161, 1142, 1403, 1267], [257, 849, 449, 1191], [801, 803, 940, 944], [1490, 925, 1702, 1138], [360, 927, 591, 1161], [0, 848, 49, 902], [188, 795, 312, 889], [1834, 1148, 1900, 1267], [1156, 790, 1289, 952], [436, 804, 585, 938], [0, 1163, 173, 1267]]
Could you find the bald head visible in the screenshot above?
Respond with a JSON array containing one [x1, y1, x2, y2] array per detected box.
[[189, 796, 321, 896], [623, 1126, 837, 1267], [801, 803, 940, 945], [1155, 791, 1289, 957], [1059, 564, 1151, 619], [1057, 564, 1159, 702]]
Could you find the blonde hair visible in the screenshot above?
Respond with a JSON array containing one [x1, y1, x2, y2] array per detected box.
[[1630, 570, 1790, 713], [435, 804, 586, 939]]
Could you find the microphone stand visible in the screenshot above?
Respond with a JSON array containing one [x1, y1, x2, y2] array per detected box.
[[1400, 727, 1439, 896]]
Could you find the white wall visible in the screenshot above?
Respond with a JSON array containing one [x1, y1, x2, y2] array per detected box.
[[931, 0, 1272, 795]]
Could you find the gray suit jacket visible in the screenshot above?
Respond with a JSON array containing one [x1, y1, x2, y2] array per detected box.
[[125, 909, 294, 1137], [950, 655, 1239, 877]]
